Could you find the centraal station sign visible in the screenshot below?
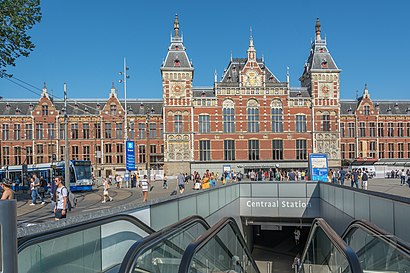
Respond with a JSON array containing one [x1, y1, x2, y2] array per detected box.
[[246, 200, 312, 208]]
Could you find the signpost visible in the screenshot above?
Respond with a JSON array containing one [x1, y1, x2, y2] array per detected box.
[[126, 141, 136, 171], [309, 153, 329, 182]]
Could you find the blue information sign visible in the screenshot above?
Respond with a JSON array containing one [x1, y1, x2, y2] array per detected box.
[[309, 153, 329, 182], [126, 141, 136, 171]]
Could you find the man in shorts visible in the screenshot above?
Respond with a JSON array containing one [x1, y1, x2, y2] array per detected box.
[[54, 176, 68, 220]]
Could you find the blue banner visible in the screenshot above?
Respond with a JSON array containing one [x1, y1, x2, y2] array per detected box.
[[126, 141, 136, 171], [309, 153, 329, 182]]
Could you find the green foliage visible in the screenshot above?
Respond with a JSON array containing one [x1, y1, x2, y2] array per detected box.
[[0, 0, 41, 77]]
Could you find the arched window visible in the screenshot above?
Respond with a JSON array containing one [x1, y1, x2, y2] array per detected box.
[[223, 99, 235, 133], [247, 99, 259, 133], [271, 99, 283, 133]]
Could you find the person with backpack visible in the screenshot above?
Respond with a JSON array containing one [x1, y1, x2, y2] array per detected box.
[[54, 176, 68, 220], [361, 170, 369, 190]]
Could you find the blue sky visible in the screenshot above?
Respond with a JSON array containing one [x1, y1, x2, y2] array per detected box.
[[1, 0, 409, 101]]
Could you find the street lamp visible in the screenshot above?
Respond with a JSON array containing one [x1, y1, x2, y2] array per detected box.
[[146, 107, 154, 183], [119, 58, 130, 180]]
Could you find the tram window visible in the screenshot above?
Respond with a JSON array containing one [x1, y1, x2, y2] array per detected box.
[[70, 167, 76, 183]]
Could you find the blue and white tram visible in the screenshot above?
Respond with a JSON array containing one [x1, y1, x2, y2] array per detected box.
[[0, 160, 93, 192]]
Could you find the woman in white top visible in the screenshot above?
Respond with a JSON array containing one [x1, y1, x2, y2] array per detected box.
[[140, 175, 149, 202], [102, 178, 113, 203]]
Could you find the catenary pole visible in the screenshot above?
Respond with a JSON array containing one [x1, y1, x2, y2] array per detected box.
[[64, 83, 70, 191]]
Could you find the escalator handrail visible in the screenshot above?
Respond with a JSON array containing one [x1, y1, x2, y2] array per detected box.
[[178, 217, 260, 273], [18, 214, 154, 253], [119, 215, 210, 273], [342, 219, 410, 256], [300, 218, 362, 273]]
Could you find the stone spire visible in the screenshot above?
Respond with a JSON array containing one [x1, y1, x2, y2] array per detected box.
[[247, 26, 256, 61], [174, 14, 179, 38], [315, 18, 321, 41]]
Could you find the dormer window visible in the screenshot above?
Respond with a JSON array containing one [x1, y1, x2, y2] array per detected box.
[[96, 103, 101, 109], [269, 75, 274, 82], [227, 76, 232, 82], [347, 107, 353, 114], [42, 104, 48, 115], [175, 46, 179, 51], [394, 102, 399, 109], [319, 47, 324, 53], [174, 58, 180, 67], [6, 103, 11, 110], [127, 107, 133, 114], [321, 58, 328, 68], [74, 102, 79, 109], [232, 65, 236, 71], [15, 107, 21, 114], [201, 92, 206, 97], [387, 107, 392, 113], [84, 107, 89, 113], [406, 107, 410, 114], [29, 103, 34, 109], [297, 91, 302, 97]]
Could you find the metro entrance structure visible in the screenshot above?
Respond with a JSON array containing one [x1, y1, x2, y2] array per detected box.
[[2, 180, 410, 272]]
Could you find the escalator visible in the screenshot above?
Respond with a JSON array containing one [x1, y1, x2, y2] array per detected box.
[[118, 215, 210, 273], [18, 214, 154, 273], [343, 220, 410, 273]]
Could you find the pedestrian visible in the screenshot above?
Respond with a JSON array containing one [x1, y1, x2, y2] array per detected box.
[[178, 173, 185, 193], [339, 167, 346, 186], [102, 178, 113, 203], [351, 169, 359, 188], [1, 179, 14, 200], [54, 176, 68, 220], [292, 254, 301, 272], [400, 169, 406, 185], [294, 228, 301, 245], [29, 177, 39, 206], [163, 173, 168, 189], [140, 175, 149, 202], [38, 176, 47, 205], [361, 170, 369, 190]]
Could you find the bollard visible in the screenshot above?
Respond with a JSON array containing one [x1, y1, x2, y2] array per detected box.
[[0, 200, 18, 273]]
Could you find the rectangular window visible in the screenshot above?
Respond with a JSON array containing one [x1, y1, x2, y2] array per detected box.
[[138, 123, 145, 139], [369, 141, 377, 158], [272, 139, 283, 160], [408, 143, 410, 158], [322, 114, 330, 131], [341, 143, 346, 159], [116, 123, 123, 139], [340, 123, 345, 138], [14, 147, 22, 165], [94, 123, 101, 139], [369, 122, 376, 137], [36, 123, 43, 140], [248, 140, 259, 160], [26, 146, 33, 164], [116, 143, 123, 153], [105, 155, 112, 164], [407, 123, 410, 137], [104, 143, 112, 153], [398, 143, 404, 158], [14, 124, 21, 140], [149, 123, 157, 138], [295, 115, 306, 133], [159, 123, 164, 138], [364, 105, 370, 115], [388, 143, 394, 158], [26, 123, 33, 140], [387, 122, 394, 137], [83, 123, 90, 139], [296, 139, 307, 160], [199, 115, 210, 133], [72, 146, 79, 160], [379, 143, 385, 159], [83, 146, 90, 161], [348, 143, 355, 159], [199, 140, 211, 161], [60, 146, 65, 161], [378, 123, 384, 137], [138, 145, 146, 163], [129, 121, 135, 139], [2, 147, 10, 166], [95, 145, 102, 164], [223, 108, 235, 133], [2, 124, 9, 140], [224, 140, 235, 161], [174, 115, 183, 133], [116, 144, 123, 164], [71, 123, 79, 139], [36, 144, 44, 154], [110, 104, 116, 116], [247, 108, 259, 133], [105, 123, 112, 139], [42, 104, 48, 115], [359, 122, 366, 137], [271, 108, 283, 133], [47, 123, 55, 139], [348, 122, 355, 137], [150, 144, 157, 163], [398, 123, 404, 137]]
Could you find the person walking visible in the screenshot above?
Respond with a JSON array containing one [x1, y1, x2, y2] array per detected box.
[[351, 169, 359, 188], [178, 173, 185, 194], [162, 174, 168, 189], [38, 176, 47, 205], [54, 176, 68, 220], [140, 175, 149, 202], [294, 228, 301, 245], [292, 254, 301, 273], [1, 179, 14, 200], [102, 178, 113, 203], [29, 177, 39, 205], [361, 169, 369, 190]]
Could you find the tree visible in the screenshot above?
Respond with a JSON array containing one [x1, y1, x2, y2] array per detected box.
[[0, 0, 41, 77]]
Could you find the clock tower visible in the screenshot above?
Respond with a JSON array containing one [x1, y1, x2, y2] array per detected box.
[[161, 15, 194, 175], [299, 18, 341, 167]]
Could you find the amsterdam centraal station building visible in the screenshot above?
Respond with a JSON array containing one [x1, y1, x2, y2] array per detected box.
[[1, 16, 410, 177]]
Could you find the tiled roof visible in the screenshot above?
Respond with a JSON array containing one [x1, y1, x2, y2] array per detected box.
[[192, 87, 215, 98]]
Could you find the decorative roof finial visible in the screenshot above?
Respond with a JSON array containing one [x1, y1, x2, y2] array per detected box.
[[174, 14, 180, 38], [315, 18, 321, 41], [230, 50, 233, 62], [364, 83, 369, 97], [41, 82, 49, 98], [214, 69, 217, 83], [249, 26, 254, 47]]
